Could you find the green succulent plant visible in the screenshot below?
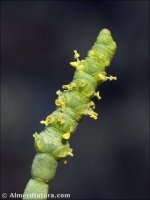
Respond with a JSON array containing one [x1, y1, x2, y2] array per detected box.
[[23, 28, 117, 200]]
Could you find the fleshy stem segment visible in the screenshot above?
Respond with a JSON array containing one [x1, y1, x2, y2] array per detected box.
[[23, 28, 117, 200]]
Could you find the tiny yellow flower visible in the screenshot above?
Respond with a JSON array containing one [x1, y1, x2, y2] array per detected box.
[[58, 115, 65, 124], [94, 91, 101, 100], [88, 110, 98, 120], [63, 132, 71, 140], [98, 73, 106, 81], [55, 98, 65, 111], [70, 61, 79, 68], [62, 84, 71, 90], [74, 50, 80, 59], [40, 120, 49, 126], [68, 148, 74, 157], [108, 75, 117, 81], [56, 90, 62, 95], [88, 101, 95, 109]]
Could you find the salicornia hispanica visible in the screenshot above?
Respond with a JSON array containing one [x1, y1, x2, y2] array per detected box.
[[23, 28, 117, 200]]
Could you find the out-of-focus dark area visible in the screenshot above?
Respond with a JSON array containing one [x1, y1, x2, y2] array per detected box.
[[1, 1, 149, 199]]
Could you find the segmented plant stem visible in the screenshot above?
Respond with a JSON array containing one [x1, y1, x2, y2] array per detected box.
[[23, 28, 117, 200]]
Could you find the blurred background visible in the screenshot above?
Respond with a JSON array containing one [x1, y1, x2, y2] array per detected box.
[[1, 1, 149, 199]]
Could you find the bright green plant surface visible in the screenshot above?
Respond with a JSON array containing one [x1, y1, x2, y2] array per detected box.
[[23, 28, 117, 200]]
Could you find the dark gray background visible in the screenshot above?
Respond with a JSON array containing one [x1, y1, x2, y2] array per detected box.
[[1, 1, 149, 199]]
